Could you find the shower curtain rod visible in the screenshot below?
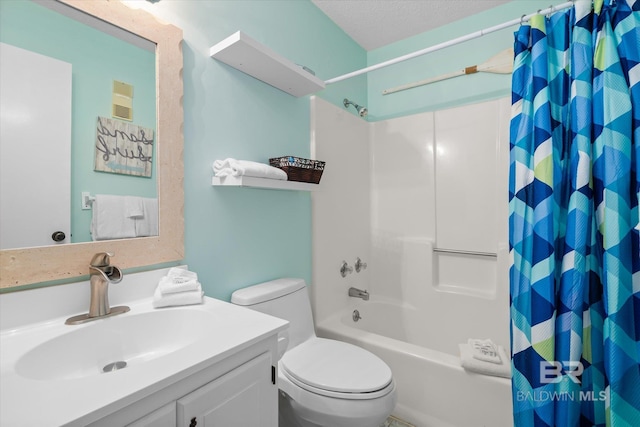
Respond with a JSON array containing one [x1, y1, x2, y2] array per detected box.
[[324, 1, 575, 85]]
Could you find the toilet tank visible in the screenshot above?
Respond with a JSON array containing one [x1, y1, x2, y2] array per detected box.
[[231, 278, 315, 352]]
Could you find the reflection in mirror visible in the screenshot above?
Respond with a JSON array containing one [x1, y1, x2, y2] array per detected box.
[[0, 0, 157, 249], [0, 0, 184, 289]]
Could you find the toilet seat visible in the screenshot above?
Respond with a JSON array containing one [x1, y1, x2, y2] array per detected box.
[[280, 338, 393, 400]]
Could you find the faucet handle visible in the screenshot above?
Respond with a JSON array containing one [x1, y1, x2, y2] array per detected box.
[[90, 252, 114, 267], [340, 261, 353, 278], [355, 257, 368, 273]]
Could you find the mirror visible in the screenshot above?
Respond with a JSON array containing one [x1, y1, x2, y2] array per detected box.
[[1, 0, 157, 248], [0, 0, 184, 289]]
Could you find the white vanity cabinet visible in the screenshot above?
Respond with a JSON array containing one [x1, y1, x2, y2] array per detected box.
[[177, 352, 275, 427], [128, 403, 176, 427], [96, 339, 280, 427], [126, 352, 275, 427]]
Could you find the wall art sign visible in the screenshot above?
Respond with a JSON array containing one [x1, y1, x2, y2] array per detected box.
[[94, 116, 154, 177]]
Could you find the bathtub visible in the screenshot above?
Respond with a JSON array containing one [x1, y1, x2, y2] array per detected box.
[[316, 299, 513, 427]]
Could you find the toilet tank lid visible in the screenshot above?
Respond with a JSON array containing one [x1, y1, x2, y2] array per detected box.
[[231, 278, 306, 306]]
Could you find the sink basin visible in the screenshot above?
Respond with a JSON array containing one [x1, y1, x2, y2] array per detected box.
[[15, 308, 213, 381], [1, 267, 290, 427]]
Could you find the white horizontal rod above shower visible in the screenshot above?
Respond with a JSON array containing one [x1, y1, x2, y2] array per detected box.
[[324, 1, 575, 85]]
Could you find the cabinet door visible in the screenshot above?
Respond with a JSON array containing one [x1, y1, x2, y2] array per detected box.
[[127, 402, 176, 427], [177, 352, 276, 427]]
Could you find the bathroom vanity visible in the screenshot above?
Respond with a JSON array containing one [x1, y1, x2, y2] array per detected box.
[[0, 268, 288, 427]]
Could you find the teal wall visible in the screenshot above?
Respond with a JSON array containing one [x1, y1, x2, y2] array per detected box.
[[142, 0, 367, 301], [3, 0, 569, 300], [0, 0, 157, 243], [366, 0, 567, 121]]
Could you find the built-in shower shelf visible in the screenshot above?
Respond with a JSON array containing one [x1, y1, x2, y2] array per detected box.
[[212, 175, 319, 191], [209, 31, 325, 97]]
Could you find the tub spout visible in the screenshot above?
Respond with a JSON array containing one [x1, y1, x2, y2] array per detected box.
[[348, 287, 369, 301]]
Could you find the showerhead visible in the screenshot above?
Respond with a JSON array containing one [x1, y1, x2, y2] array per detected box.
[[343, 98, 368, 118]]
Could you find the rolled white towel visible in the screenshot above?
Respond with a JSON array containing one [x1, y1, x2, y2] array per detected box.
[[212, 158, 287, 180], [152, 283, 204, 308], [468, 338, 501, 364], [459, 343, 510, 378]]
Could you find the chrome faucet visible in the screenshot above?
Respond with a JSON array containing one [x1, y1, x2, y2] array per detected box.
[[348, 287, 369, 301], [66, 252, 130, 325]]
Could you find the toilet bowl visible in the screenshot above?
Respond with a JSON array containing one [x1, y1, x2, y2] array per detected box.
[[231, 278, 396, 427]]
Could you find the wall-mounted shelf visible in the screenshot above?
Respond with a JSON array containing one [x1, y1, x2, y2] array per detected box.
[[209, 31, 325, 97], [212, 175, 319, 191]]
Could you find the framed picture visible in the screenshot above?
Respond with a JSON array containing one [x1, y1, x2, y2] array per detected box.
[[94, 116, 154, 177]]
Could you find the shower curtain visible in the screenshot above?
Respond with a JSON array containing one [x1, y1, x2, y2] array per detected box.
[[509, 0, 639, 426]]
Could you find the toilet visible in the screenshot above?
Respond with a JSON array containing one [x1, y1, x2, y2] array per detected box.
[[231, 278, 397, 427]]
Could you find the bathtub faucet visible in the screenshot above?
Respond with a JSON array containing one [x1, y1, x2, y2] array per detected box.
[[348, 287, 369, 301]]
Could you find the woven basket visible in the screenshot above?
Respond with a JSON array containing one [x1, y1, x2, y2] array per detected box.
[[269, 156, 325, 184]]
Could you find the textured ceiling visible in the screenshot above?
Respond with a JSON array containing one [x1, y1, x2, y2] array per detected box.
[[311, 0, 511, 51]]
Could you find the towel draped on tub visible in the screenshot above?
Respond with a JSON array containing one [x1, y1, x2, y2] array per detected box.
[[459, 338, 511, 378]]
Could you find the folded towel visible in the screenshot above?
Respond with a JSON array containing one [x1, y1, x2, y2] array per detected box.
[[167, 267, 198, 281], [156, 267, 200, 295], [468, 338, 501, 364], [91, 194, 137, 240], [459, 343, 511, 378], [212, 158, 287, 180], [158, 276, 200, 295], [152, 283, 204, 308], [134, 197, 158, 237], [125, 196, 144, 218]]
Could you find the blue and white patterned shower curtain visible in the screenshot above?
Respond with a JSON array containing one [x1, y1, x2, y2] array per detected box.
[[509, 0, 640, 426]]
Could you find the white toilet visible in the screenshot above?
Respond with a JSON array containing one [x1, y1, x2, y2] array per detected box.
[[231, 278, 397, 427]]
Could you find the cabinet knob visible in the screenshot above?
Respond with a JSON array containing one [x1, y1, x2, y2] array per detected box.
[[189, 417, 197, 427]]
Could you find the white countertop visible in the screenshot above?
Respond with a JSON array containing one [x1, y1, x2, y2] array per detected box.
[[0, 269, 288, 427]]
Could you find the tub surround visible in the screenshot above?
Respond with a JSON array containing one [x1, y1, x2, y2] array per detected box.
[[311, 96, 512, 425], [0, 268, 288, 426]]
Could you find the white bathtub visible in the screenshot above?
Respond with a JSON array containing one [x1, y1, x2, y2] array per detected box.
[[316, 299, 513, 427]]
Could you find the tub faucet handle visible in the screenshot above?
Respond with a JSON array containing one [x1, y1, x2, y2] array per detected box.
[[340, 261, 353, 277], [355, 257, 367, 273]]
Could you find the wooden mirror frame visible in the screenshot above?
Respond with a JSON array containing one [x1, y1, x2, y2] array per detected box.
[[0, 0, 184, 289]]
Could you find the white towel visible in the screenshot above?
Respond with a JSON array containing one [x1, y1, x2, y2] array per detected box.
[[134, 197, 158, 237], [167, 267, 198, 281], [212, 158, 287, 180], [125, 196, 144, 218], [468, 338, 502, 364], [158, 267, 200, 295], [459, 343, 511, 378], [91, 194, 137, 241], [152, 283, 204, 308], [158, 277, 200, 295]]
